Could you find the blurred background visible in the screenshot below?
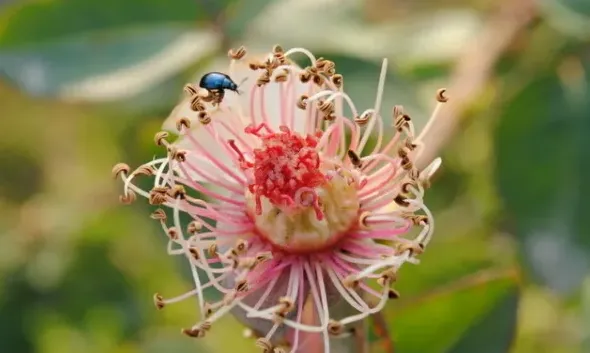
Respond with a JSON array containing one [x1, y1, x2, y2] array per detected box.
[[0, 0, 588, 352]]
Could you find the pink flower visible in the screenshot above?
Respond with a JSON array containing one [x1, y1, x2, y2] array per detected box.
[[113, 45, 445, 353]]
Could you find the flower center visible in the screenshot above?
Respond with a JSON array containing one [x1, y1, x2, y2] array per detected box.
[[231, 123, 360, 253]]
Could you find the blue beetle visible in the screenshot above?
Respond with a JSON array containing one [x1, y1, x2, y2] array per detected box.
[[199, 72, 242, 104]]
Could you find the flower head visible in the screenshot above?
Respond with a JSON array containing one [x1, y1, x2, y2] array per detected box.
[[113, 45, 445, 353]]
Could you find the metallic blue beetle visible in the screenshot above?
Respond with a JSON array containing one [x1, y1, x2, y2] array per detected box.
[[199, 72, 240, 103]]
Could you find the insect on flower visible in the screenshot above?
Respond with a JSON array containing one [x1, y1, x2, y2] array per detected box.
[[113, 44, 447, 353], [199, 71, 244, 104]]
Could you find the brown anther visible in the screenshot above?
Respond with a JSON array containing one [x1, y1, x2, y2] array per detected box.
[[167, 227, 178, 240], [394, 195, 410, 207], [208, 243, 218, 257], [249, 61, 263, 70], [317, 99, 334, 114], [256, 338, 273, 353], [255, 251, 273, 264], [150, 208, 167, 221], [182, 327, 206, 338], [296, 94, 308, 109], [112, 163, 130, 178], [388, 288, 400, 299], [190, 95, 205, 112], [257, 72, 271, 86], [312, 74, 325, 86], [315, 58, 327, 69], [397, 148, 408, 158], [394, 114, 411, 131], [153, 293, 165, 309], [331, 74, 343, 88], [184, 84, 198, 96], [404, 138, 417, 151], [176, 117, 191, 132], [198, 111, 211, 125], [154, 131, 169, 146], [274, 69, 289, 82], [119, 190, 137, 204], [203, 302, 213, 318], [188, 247, 200, 260], [358, 211, 371, 229], [355, 112, 371, 126], [397, 242, 424, 256], [187, 221, 202, 234], [401, 157, 413, 171], [273, 347, 287, 353], [235, 239, 248, 254], [327, 320, 344, 336], [299, 70, 311, 83], [168, 185, 186, 199], [343, 275, 360, 289], [410, 215, 429, 226], [235, 279, 248, 292], [278, 297, 295, 314], [380, 268, 398, 283], [228, 46, 247, 60], [347, 150, 363, 168], [135, 165, 154, 176], [436, 88, 448, 103], [325, 113, 336, 121], [401, 180, 419, 194]]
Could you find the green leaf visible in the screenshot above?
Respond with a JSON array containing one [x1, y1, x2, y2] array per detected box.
[[0, 25, 219, 102], [372, 269, 520, 353], [447, 287, 519, 353], [0, 0, 206, 46], [494, 58, 590, 294]]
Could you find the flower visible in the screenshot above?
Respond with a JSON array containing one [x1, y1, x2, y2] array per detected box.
[[112, 45, 446, 353]]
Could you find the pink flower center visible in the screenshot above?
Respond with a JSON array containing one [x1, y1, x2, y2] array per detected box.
[[230, 123, 361, 254]]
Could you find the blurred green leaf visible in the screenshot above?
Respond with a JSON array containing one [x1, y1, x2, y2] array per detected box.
[[494, 57, 590, 294], [373, 269, 519, 353], [224, 0, 275, 40], [0, 25, 218, 102], [0, 0, 209, 46], [447, 287, 519, 353]]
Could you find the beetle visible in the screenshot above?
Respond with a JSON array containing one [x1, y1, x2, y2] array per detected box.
[[199, 72, 241, 104]]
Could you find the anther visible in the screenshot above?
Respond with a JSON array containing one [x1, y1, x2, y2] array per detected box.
[[347, 150, 363, 168], [312, 74, 325, 86], [332, 74, 343, 88], [327, 320, 344, 336], [167, 227, 179, 240], [358, 211, 371, 229], [111, 163, 130, 178], [190, 95, 205, 112], [256, 338, 273, 353], [228, 46, 247, 60], [274, 69, 289, 82], [188, 247, 200, 260], [436, 88, 448, 102], [150, 208, 167, 221], [278, 297, 295, 314], [203, 302, 214, 318], [299, 70, 311, 83], [167, 185, 186, 199], [135, 165, 155, 176], [343, 275, 360, 289], [184, 84, 198, 96], [153, 293, 165, 309], [208, 243, 218, 257], [255, 251, 273, 264], [235, 279, 248, 292], [354, 112, 371, 126], [235, 239, 248, 254], [198, 111, 211, 125], [393, 195, 410, 207], [388, 288, 400, 299], [119, 190, 137, 204], [272, 45, 284, 54], [397, 242, 424, 256], [296, 94, 308, 109], [154, 131, 169, 146], [176, 117, 191, 132], [187, 221, 202, 234]]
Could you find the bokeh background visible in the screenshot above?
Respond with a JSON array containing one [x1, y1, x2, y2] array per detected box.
[[0, 0, 589, 352]]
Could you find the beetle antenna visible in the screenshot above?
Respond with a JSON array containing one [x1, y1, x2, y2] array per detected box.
[[236, 77, 249, 95]]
